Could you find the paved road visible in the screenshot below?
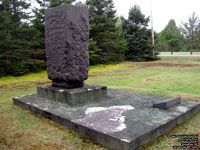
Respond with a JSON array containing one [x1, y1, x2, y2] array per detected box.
[[158, 55, 200, 57]]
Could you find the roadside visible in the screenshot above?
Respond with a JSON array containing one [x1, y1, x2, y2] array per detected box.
[[158, 54, 200, 57], [159, 52, 200, 57]]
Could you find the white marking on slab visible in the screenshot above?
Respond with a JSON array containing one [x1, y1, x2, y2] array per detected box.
[[109, 116, 125, 123], [177, 106, 188, 113], [85, 107, 106, 115], [173, 112, 180, 115], [121, 139, 131, 143], [27, 102, 31, 105], [152, 120, 162, 124], [58, 90, 64, 93], [87, 88, 92, 91], [73, 105, 134, 133], [85, 105, 133, 115], [119, 116, 125, 123], [44, 107, 48, 110], [33, 104, 38, 107], [115, 123, 126, 131]]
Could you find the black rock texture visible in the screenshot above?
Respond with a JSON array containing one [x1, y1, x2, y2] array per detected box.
[[45, 4, 89, 88]]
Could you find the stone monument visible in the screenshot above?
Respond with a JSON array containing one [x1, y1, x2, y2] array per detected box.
[[41, 4, 107, 106], [13, 4, 200, 150], [45, 4, 89, 88]]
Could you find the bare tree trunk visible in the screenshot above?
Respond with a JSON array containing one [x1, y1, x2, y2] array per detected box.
[[191, 33, 194, 55], [191, 42, 193, 55], [170, 46, 173, 55]]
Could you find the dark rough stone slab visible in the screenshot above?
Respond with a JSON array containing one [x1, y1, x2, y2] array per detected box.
[[13, 89, 200, 150], [45, 4, 89, 88], [37, 85, 107, 106], [153, 97, 181, 109]]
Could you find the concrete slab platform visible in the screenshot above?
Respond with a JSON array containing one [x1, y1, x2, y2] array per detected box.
[[13, 89, 200, 150]]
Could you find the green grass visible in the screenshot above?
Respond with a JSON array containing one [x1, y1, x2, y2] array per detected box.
[[157, 56, 200, 64], [0, 63, 126, 85], [160, 51, 200, 55], [0, 71, 49, 84], [0, 57, 200, 150]]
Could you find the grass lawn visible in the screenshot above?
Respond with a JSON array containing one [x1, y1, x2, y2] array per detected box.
[[160, 51, 200, 55], [0, 57, 200, 150]]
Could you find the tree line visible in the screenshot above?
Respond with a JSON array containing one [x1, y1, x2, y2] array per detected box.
[[1, 0, 197, 77], [156, 13, 200, 55]]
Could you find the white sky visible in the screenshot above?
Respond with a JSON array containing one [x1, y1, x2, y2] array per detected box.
[[80, 0, 200, 32]]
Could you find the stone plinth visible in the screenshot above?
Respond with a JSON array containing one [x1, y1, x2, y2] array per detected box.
[[45, 4, 89, 88], [37, 85, 107, 106]]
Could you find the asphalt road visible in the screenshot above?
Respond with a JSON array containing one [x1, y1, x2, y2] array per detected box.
[[158, 55, 200, 57]]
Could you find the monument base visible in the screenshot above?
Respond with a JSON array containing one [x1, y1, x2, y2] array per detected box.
[[13, 89, 200, 150], [37, 84, 107, 106], [52, 80, 84, 89]]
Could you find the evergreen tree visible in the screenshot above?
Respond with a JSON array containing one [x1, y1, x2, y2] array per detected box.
[[122, 5, 155, 61], [88, 38, 101, 65], [196, 30, 200, 50], [0, 0, 45, 76], [156, 19, 183, 54], [86, 0, 127, 64], [31, 0, 48, 60], [181, 12, 200, 55], [49, 0, 75, 7]]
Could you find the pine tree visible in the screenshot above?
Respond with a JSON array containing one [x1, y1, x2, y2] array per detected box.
[[122, 5, 156, 61], [88, 38, 101, 65], [49, 0, 75, 7], [86, 0, 127, 64], [156, 19, 183, 54], [0, 0, 46, 76], [31, 0, 49, 61], [181, 12, 200, 55]]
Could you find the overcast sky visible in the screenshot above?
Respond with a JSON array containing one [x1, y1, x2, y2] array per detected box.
[[80, 0, 200, 32]]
